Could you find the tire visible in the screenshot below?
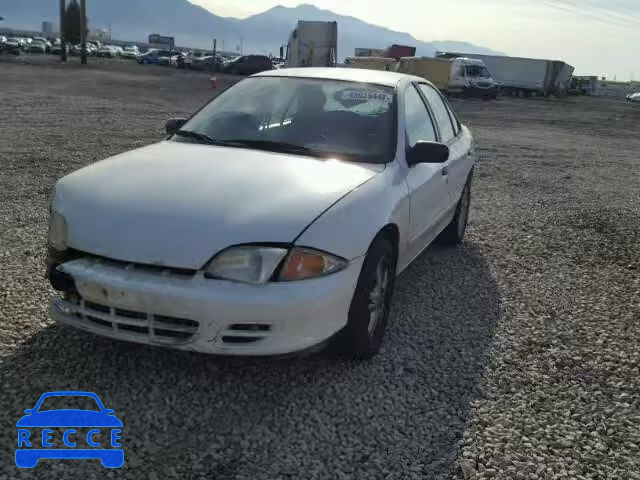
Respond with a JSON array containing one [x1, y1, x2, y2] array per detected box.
[[438, 174, 472, 245], [330, 236, 397, 359]]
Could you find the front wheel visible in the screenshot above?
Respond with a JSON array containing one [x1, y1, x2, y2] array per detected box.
[[330, 236, 396, 359], [438, 176, 472, 245]]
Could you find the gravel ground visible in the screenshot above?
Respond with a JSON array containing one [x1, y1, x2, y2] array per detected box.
[[0, 60, 638, 479]]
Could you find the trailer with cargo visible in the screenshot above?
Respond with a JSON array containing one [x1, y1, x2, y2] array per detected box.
[[285, 21, 337, 68], [395, 56, 451, 90], [436, 52, 574, 97], [383, 44, 416, 61], [344, 56, 397, 71]]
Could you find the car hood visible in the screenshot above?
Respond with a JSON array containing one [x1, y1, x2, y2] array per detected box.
[[16, 410, 123, 427], [53, 142, 384, 269]]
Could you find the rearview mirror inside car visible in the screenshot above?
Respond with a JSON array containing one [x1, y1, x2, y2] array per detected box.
[[165, 117, 187, 135], [406, 141, 449, 166]]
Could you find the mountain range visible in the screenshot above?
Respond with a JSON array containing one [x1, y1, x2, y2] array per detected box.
[[0, 0, 503, 58]]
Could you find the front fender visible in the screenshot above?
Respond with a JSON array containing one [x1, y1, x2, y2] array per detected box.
[[294, 161, 410, 266]]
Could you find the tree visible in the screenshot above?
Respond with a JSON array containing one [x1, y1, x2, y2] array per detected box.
[[62, 0, 88, 45]]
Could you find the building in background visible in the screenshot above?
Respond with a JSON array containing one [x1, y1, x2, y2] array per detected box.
[[148, 33, 175, 50], [42, 21, 57, 36]]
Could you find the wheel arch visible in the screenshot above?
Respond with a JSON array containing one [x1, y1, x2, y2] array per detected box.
[[376, 224, 400, 261]]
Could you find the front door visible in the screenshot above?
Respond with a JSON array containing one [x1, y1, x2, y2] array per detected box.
[[403, 83, 450, 256]]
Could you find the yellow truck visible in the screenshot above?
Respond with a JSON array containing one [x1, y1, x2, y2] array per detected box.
[[395, 56, 452, 91]]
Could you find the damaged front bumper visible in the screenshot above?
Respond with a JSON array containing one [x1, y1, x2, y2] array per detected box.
[[49, 256, 363, 356]]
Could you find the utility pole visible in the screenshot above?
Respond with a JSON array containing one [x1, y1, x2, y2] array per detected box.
[[212, 38, 217, 72], [80, 0, 87, 64], [240, 37, 243, 55], [59, 0, 67, 62]]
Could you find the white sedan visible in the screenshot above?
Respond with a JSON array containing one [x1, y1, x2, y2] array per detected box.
[[48, 68, 476, 358], [626, 92, 640, 103]]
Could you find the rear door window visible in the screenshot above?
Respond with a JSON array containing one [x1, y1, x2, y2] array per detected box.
[[403, 84, 437, 148], [418, 83, 456, 143]]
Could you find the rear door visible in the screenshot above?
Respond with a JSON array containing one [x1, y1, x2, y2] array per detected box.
[[403, 83, 450, 253], [417, 83, 471, 209]]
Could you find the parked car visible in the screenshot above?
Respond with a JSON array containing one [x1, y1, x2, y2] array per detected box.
[[626, 92, 640, 103], [170, 51, 186, 66], [47, 68, 476, 359], [50, 43, 69, 55], [137, 49, 172, 65], [97, 45, 121, 58], [122, 45, 140, 59], [189, 54, 224, 71], [69, 44, 82, 56], [223, 55, 273, 75], [26, 40, 47, 53], [2, 38, 22, 55], [182, 51, 203, 68], [0, 35, 7, 44], [32, 37, 52, 51]]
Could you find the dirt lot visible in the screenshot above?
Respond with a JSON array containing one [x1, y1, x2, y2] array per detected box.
[[0, 60, 638, 480]]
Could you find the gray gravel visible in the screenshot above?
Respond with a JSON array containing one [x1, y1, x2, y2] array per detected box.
[[0, 60, 638, 479]]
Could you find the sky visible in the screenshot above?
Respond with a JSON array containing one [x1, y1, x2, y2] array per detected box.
[[189, 0, 639, 80]]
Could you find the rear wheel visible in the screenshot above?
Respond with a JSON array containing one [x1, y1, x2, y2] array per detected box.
[[330, 236, 396, 359]]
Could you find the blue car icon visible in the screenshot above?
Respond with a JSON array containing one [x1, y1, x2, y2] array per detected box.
[[16, 391, 123, 468]]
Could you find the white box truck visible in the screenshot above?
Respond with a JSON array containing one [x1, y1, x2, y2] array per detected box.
[[394, 56, 498, 99], [285, 21, 337, 68], [436, 52, 574, 97]]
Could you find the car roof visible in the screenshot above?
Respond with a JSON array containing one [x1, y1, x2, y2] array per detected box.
[[252, 67, 422, 87]]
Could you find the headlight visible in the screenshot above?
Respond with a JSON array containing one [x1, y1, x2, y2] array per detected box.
[[205, 246, 288, 284], [278, 248, 347, 281], [48, 212, 68, 251], [204, 246, 348, 284]]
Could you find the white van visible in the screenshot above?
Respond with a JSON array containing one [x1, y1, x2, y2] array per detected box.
[[448, 58, 498, 99]]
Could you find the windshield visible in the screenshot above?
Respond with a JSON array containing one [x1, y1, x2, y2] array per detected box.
[[176, 77, 396, 163], [464, 65, 491, 78]]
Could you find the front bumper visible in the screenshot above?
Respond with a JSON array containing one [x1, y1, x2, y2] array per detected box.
[[50, 257, 364, 356]]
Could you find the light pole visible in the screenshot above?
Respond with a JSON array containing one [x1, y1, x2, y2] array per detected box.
[[80, 0, 87, 64], [59, 0, 67, 62]]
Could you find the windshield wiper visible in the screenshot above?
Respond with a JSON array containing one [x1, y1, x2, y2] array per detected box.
[[223, 139, 313, 155], [173, 129, 219, 145]]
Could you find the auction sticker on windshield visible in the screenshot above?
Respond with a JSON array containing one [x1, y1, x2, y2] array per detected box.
[[340, 89, 393, 103]]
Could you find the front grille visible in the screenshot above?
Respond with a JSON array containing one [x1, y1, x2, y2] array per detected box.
[[67, 296, 199, 344]]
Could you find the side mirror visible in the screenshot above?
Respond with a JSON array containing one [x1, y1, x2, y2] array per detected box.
[[105, 409, 115, 415], [406, 141, 449, 166], [24, 409, 34, 414], [165, 117, 187, 135]]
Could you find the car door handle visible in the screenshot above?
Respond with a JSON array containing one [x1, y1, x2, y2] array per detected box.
[[441, 166, 449, 176]]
